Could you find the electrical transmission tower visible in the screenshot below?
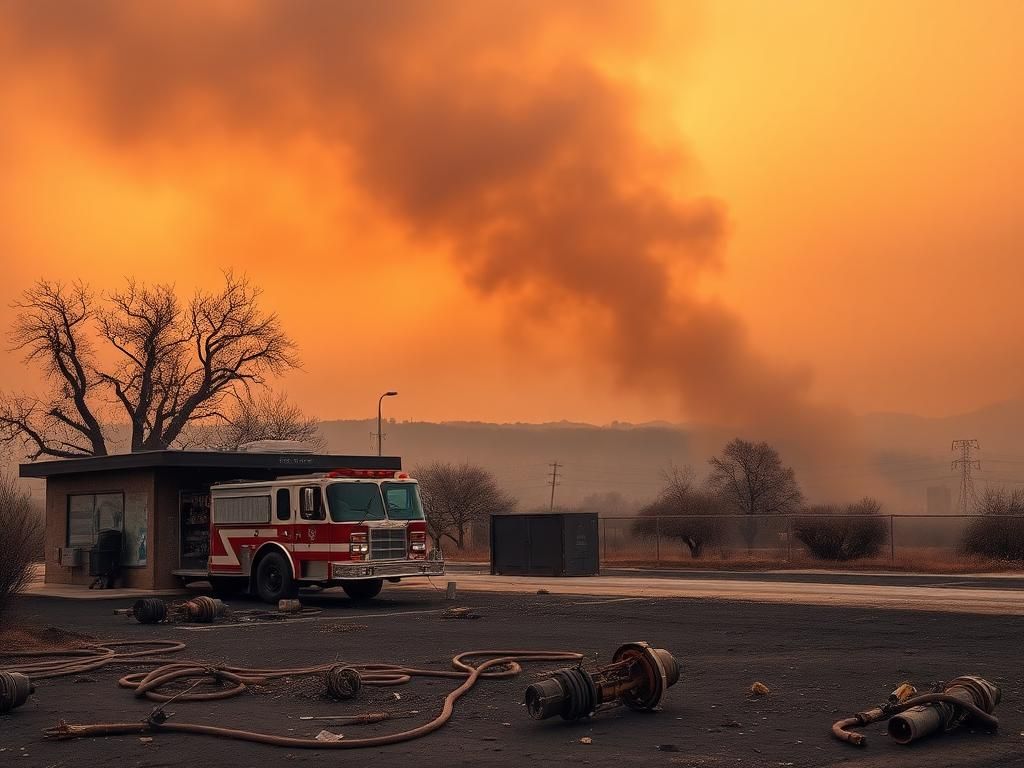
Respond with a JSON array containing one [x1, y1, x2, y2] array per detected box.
[[548, 462, 561, 512], [951, 439, 981, 513]]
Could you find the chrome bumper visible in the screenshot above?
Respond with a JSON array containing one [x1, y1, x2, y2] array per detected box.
[[330, 560, 445, 580]]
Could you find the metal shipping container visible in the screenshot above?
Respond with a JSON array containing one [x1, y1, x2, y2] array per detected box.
[[490, 513, 599, 577]]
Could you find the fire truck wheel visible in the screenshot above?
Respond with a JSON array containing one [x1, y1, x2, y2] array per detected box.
[[255, 551, 296, 603], [341, 579, 383, 601]]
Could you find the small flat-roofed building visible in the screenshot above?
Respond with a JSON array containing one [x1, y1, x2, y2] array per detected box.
[[20, 450, 400, 590]]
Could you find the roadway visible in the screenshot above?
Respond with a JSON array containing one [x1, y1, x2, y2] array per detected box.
[[439, 564, 1024, 616]]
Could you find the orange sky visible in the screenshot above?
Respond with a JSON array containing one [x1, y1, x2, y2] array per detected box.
[[0, 0, 1021, 431]]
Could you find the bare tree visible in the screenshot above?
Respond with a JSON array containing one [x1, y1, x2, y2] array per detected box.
[[707, 438, 803, 552], [1, 281, 107, 458], [1, 273, 299, 458], [203, 392, 325, 451], [0, 473, 43, 624], [632, 467, 728, 558], [414, 461, 515, 549]]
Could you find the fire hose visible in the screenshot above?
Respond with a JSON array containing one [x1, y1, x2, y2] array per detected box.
[[4, 639, 680, 748], [1, 640, 188, 679], [43, 650, 586, 748], [832, 676, 1000, 746]]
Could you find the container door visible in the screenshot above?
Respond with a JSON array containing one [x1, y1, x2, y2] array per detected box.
[[563, 514, 599, 576], [526, 516, 563, 576], [492, 516, 530, 575]]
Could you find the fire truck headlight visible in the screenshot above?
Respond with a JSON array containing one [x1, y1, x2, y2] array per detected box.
[[410, 542, 426, 552]]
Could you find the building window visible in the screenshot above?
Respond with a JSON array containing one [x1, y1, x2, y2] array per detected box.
[[67, 493, 124, 548]]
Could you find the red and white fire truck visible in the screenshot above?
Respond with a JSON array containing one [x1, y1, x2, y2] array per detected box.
[[197, 468, 444, 603]]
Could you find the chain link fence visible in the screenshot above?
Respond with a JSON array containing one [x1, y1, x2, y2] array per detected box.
[[599, 514, 1024, 570]]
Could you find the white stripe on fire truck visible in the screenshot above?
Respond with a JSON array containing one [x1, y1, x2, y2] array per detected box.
[[210, 528, 348, 567]]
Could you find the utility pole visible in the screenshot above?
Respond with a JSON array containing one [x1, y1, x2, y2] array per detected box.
[[375, 391, 398, 456], [548, 462, 561, 512], [951, 439, 981, 514]]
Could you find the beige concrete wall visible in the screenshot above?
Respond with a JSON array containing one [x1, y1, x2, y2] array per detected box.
[[44, 469, 157, 589]]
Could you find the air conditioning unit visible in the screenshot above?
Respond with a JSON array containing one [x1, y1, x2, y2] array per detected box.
[[58, 547, 83, 567]]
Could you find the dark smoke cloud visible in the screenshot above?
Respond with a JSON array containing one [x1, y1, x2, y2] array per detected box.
[[0, 0, 863, 495]]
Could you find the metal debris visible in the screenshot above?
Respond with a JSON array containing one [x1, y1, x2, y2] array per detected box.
[[525, 641, 680, 721], [278, 598, 303, 613], [832, 676, 1001, 747], [129, 598, 169, 625], [0, 671, 34, 714], [324, 666, 361, 700]]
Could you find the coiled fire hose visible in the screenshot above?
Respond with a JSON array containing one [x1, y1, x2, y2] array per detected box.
[[1, 640, 188, 679], [44, 650, 585, 748], [832, 676, 1000, 746]]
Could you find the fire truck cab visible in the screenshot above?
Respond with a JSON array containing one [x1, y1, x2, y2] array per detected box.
[[205, 468, 444, 603]]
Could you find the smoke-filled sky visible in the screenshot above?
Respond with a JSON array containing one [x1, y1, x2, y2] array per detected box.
[[0, 0, 1022, 438]]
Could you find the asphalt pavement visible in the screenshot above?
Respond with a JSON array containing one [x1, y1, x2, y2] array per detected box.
[[2, 585, 1023, 768]]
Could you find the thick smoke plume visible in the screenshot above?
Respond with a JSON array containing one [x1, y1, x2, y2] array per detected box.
[[0, 1, 862, 495]]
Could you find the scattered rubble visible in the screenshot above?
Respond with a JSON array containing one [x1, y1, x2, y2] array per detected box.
[[441, 607, 482, 620]]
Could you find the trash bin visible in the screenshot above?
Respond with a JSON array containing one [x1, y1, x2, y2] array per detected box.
[[88, 529, 124, 586]]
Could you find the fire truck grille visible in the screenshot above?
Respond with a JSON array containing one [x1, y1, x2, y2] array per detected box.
[[369, 529, 407, 561]]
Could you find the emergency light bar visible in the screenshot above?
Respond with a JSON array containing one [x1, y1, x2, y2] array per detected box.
[[327, 469, 398, 479]]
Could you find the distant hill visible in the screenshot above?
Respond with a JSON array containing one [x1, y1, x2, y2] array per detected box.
[[9, 400, 1024, 514], [318, 419, 692, 512], [321, 400, 1024, 512]]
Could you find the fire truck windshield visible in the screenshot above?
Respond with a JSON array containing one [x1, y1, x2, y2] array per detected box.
[[326, 483, 386, 523], [381, 482, 425, 520]]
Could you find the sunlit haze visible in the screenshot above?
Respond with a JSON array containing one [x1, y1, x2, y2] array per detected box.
[[1, 0, 1021, 430]]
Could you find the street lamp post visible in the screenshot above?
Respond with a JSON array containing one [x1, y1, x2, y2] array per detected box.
[[377, 391, 398, 456]]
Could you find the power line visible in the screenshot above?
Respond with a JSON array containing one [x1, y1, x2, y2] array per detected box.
[[951, 439, 981, 513], [548, 461, 561, 512]]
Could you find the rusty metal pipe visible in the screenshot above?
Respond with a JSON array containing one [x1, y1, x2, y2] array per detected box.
[[832, 676, 1000, 747], [524, 641, 679, 721]]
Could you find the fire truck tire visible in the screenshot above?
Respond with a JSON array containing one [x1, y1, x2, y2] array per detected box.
[[255, 551, 297, 604], [341, 579, 383, 601]]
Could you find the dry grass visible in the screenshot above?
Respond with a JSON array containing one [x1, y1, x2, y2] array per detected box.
[[443, 547, 490, 563]]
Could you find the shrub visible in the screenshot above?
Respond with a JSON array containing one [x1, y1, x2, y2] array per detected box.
[[961, 488, 1024, 561], [0, 473, 43, 624], [793, 498, 888, 561]]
